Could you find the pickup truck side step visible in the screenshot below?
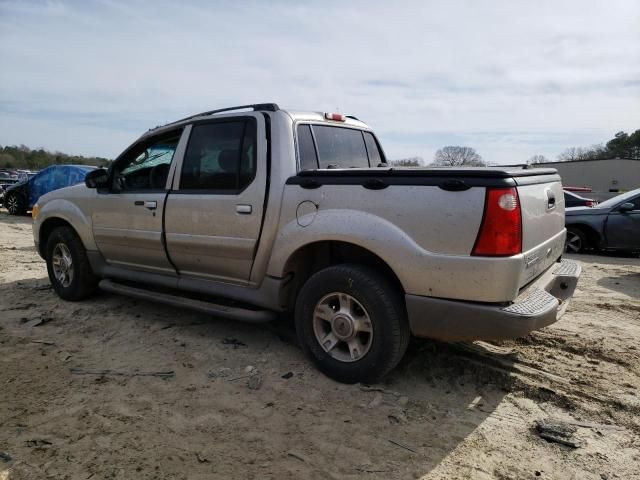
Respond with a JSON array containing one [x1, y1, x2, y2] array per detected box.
[[99, 279, 276, 323]]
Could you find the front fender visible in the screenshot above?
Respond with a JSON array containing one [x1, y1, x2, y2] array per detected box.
[[34, 198, 97, 252]]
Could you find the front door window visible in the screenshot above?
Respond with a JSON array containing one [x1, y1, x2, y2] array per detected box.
[[113, 130, 182, 191]]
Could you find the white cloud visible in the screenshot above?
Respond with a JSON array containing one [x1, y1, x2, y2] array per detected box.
[[0, 0, 638, 163]]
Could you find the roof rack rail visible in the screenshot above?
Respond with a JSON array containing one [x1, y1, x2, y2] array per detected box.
[[153, 103, 280, 131], [345, 115, 360, 121]]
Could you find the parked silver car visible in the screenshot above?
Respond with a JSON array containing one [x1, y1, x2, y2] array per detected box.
[[32, 104, 580, 383]]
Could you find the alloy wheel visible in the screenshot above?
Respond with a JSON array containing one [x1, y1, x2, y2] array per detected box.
[[6, 195, 17, 214], [51, 243, 74, 288], [565, 231, 582, 253], [312, 292, 373, 363]]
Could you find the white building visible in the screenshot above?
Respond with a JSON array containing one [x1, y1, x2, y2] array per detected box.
[[533, 158, 640, 199]]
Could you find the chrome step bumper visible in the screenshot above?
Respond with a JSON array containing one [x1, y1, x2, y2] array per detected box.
[[406, 259, 581, 341]]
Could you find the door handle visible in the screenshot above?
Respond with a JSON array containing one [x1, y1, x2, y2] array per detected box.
[[236, 204, 252, 214], [546, 191, 556, 210], [134, 200, 157, 210]]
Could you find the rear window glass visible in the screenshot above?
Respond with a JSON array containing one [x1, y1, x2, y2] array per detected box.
[[297, 124, 318, 170], [312, 125, 369, 169]]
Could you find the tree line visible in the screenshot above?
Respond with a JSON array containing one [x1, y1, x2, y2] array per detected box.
[[0, 145, 111, 171], [528, 129, 640, 164], [390, 128, 639, 167], [4, 128, 638, 171], [391, 146, 486, 167]]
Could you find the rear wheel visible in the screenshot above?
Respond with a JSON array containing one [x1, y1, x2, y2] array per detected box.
[[45, 226, 99, 301], [6, 193, 26, 215], [565, 227, 588, 253], [295, 264, 409, 384]]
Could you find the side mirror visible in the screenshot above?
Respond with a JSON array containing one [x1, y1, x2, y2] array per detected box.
[[619, 202, 635, 212], [85, 169, 109, 189]]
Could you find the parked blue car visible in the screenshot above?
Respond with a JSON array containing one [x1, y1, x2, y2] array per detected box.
[[3, 165, 95, 215]]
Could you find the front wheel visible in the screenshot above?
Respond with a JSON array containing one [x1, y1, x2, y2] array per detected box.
[[565, 227, 588, 253], [295, 264, 410, 384], [6, 193, 26, 215], [45, 226, 99, 301]]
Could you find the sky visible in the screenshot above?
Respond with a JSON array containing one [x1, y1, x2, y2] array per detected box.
[[1, 0, 639, 165]]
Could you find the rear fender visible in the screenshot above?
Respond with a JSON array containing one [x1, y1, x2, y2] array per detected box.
[[267, 209, 418, 289], [266, 208, 525, 302]]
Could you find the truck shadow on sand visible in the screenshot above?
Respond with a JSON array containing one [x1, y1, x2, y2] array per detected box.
[[1, 276, 520, 478], [597, 272, 640, 298]]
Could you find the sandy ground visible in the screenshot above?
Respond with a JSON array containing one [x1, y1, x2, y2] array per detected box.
[[0, 210, 639, 480]]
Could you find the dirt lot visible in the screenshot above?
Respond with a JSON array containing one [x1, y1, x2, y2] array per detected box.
[[1, 210, 639, 480]]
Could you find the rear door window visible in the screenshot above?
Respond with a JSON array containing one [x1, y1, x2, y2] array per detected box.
[[180, 120, 256, 192], [312, 126, 370, 169]]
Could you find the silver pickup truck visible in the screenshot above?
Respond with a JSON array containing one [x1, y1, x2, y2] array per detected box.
[[32, 103, 580, 383]]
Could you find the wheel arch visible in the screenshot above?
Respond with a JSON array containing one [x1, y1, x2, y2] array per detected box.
[[38, 217, 85, 258], [280, 240, 405, 311], [7, 187, 27, 200], [566, 222, 602, 249], [36, 198, 97, 258]]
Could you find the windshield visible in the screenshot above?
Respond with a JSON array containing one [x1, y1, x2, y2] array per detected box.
[[596, 189, 640, 209]]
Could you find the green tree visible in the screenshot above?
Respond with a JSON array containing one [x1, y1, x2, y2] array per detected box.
[[0, 145, 112, 170]]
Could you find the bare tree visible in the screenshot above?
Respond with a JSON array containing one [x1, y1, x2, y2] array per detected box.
[[390, 156, 423, 167], [583, 144, 607, 160], [433, 146, 485, 166], [527, 154, 549, 164], [557, 145, 607, 162], [557, 147, 583, 162]]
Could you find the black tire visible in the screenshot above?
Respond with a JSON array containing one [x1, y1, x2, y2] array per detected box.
[[565, 226, 588, 253], [45, 226, 99, 301], [6, 192, 26, 215], [295, 264, 410, 384]]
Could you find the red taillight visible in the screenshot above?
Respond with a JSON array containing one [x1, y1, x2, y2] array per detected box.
[[324, 112, 345, 121], [585, 200, 594, 207], [472, 187, 522, 256]]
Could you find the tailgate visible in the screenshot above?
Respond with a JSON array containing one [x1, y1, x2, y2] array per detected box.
[[517, 177, 566, 286]]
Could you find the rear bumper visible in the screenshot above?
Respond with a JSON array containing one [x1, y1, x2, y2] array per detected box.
[[406, 259, 581, 341]]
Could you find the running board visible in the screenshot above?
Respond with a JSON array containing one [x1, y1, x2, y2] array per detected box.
[[99, 279, 275, 323]]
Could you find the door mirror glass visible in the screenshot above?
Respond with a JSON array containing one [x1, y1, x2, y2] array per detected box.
[[85, 169, 109, 189], [619, 202, 634, 212]]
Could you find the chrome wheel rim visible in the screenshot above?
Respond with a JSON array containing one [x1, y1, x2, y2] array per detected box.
[[52, 243, 74, 287], [565, 232, 582, 253], [6, 195, 17, 214], [312, 292, 373, 363]]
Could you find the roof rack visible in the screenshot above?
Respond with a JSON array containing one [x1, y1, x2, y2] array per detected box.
[[152, 103, 280, 131]]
